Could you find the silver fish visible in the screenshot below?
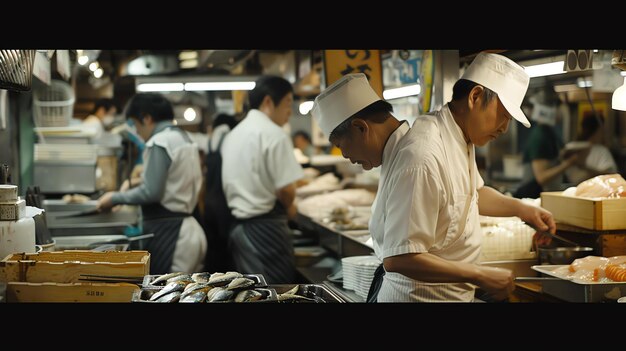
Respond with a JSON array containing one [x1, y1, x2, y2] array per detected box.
[[226, 277, 255, 290], [235, 289, 263, 302], [180, 289, 209, 303], [149, 281, 187, 301], [208, 271, 243, 287], [191, 272, 211, 284], [166, 274, 193, 285], [277, 293, 317, 302], [180, 284, 212, 299], [155, 291, 181, 303], [207, 287, 234, 302], [151, 272, 185, 286]]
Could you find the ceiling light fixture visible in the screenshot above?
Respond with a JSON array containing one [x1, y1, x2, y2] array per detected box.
[[299, 101, 314, 115], [183, 107, 197, 121], [93, 68, 103, 79], [383, 84, 421, 100], [178, 51, 198, 60], [184, 82, 256, 91], [524, 61, 566, 78], [77, 55, 89, 65], [136, 83, 185, 92], [613, 77, 626, 111]]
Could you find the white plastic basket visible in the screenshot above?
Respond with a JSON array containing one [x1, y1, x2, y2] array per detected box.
[[33, 80, 75, 127]]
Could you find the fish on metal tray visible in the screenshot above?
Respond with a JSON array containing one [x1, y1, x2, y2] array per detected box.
[[154, 291, 182, 303], [180, 289, 209, 303], [207, 287, 235, 302], [235, 289, 263, 302], [207, 271, 243, 287], [226, 277, 255, 290], [180, 285, 212, 300], [151, 272, 185, 286], [191, 272, 211, 284], [149, 281, 187, 301], [166, 274, 193, 285], [277, 293, 318, 302]]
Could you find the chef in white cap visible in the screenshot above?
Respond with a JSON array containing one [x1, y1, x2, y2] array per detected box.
[[311, 53, 557, 302]]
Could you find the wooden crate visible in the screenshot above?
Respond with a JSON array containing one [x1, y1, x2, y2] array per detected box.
[[0, 250, 150, 283], [541, 191, 626, 230], [6, 282, 139, 302]]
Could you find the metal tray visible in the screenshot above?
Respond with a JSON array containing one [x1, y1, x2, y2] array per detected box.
[[131, 287, 277, 303], [530, 265, 626, 302], [272, 284, 345, 303], [142, 273, 268, 289]]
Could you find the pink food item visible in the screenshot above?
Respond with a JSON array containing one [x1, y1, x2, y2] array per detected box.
[[575, 174, 626, 198]]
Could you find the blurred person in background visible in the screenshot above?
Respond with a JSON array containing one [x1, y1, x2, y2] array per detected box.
[[83, 98, 117, 139], [96, 93, 206, 274], [514, 89, 582, 199], [565, 114, 618, 184], [221, 75, 304, 283], [292, 130, 315, 157]]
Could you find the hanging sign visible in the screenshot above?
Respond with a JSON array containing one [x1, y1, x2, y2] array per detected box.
[[323, 50, 383, 97]]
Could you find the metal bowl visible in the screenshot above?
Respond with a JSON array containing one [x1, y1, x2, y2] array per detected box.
[[537, 246, 594, 265]]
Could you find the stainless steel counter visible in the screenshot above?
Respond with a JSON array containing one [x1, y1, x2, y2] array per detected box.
[[44, 200, 139, 236]]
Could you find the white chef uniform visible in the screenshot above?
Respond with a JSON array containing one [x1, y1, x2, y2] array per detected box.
[[370, 104, 483, 302]]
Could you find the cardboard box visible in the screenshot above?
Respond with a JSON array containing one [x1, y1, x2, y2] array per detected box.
[[6, 282, 138, 302]]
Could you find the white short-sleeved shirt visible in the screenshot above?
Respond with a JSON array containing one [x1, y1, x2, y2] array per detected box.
[[370, 104, 484, 302], [565, 144, 618, 184], [221, 109, 304, 219]]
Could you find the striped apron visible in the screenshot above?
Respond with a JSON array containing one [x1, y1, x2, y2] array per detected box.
[[228, 202, 295, 284], [141, 203, 189, 275]]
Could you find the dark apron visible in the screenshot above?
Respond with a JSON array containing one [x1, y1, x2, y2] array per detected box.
[[141, 203, 190, 275], [366, 263, 386, 303], [228, 202, 295, 284]]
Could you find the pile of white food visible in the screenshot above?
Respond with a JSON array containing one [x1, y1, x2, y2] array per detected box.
[[297, 189, 376, 219]]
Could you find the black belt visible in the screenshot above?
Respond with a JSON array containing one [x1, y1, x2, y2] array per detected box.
[[366, 263, 386, 303]]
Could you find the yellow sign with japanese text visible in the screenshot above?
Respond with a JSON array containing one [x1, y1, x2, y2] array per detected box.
[[323, 50, 383, 98]]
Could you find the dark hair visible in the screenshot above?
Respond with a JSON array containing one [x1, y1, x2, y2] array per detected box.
[[212, 113, 238, 130], [92, 98, 116, 114], [329, 100, 393, 140], [248, 75, 293, 110], [578, 114, 604, 141], [451, 79, 497, 108], [124, 93, 174, 123], [293, 130, 311, 143]]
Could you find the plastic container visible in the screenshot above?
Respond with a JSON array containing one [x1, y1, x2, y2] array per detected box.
[[481, 220, 536, 261], [33, 80, 75, 127]]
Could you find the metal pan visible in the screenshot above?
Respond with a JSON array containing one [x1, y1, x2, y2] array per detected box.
[[537, 246, 594, 265]]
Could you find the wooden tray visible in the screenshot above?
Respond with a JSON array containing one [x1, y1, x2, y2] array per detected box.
[[541, 191, 626, 230]]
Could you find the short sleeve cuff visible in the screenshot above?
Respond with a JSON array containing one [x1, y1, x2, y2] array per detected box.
[[381, 242, 429, 259]]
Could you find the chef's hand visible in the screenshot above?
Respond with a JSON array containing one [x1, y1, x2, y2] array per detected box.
[[476, 266, 515, 301], [517, 202, 556, 234], [96, 191, 116, 212]]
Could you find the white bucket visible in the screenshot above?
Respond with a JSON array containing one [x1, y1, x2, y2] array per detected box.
[[0, 217, 36, 260]]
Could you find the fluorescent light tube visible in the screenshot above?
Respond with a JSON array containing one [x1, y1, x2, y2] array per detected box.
[[524, 61, 566, 78], [184, 82, 256, 91], [383, 84, 421, 100], [136, 83, 185, 92]]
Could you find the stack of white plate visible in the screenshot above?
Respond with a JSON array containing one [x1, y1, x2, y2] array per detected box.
[[341, 255, 381, 298]]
